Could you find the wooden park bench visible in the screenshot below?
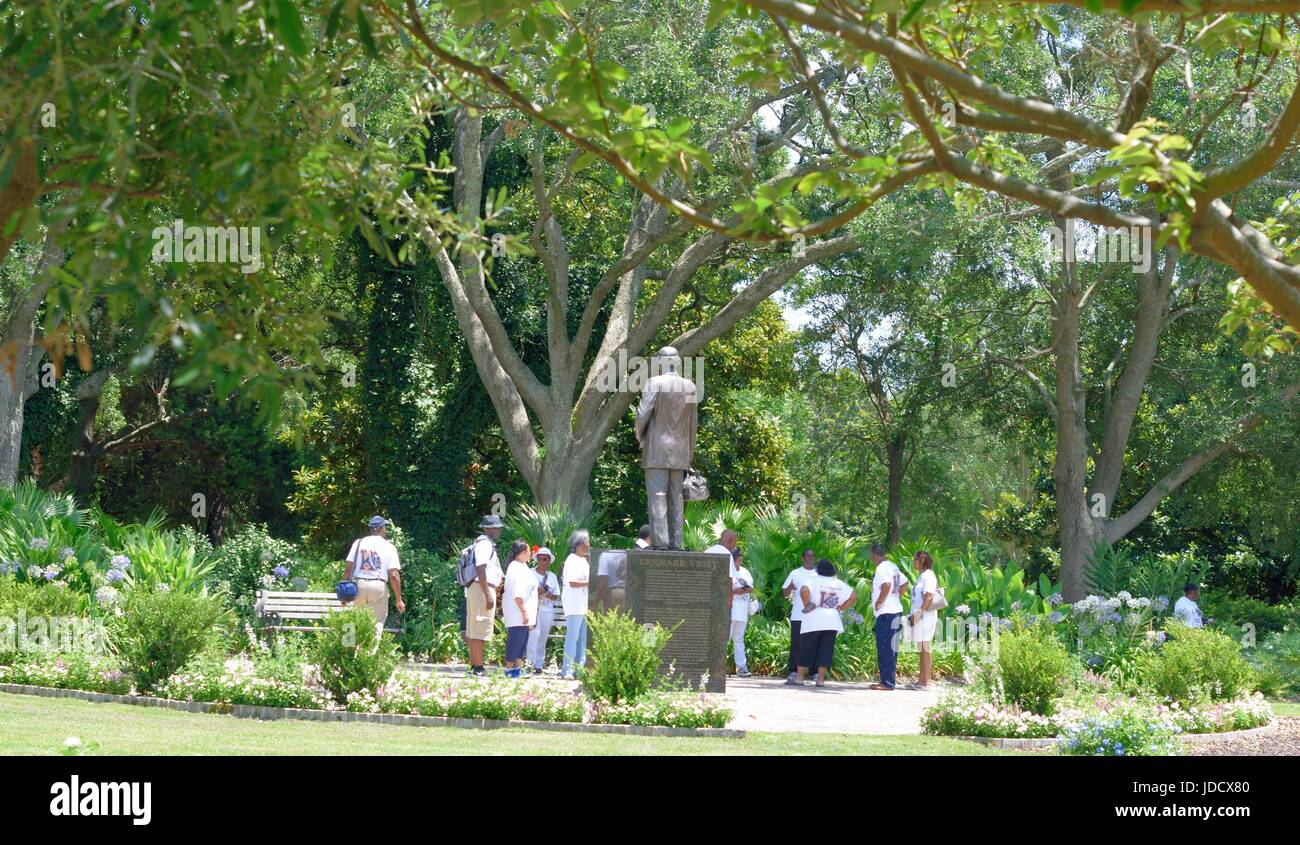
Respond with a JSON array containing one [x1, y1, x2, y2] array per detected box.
[[254, 590, 401, 636]]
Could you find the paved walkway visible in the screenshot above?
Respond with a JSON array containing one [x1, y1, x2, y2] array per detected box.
[[725, 677, 940, 735], [407, 663, 941, 735]]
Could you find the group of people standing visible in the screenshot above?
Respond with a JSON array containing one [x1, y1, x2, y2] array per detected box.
[[342, 514, 942, 691], [769, 543, 940, 691], [458, 515, 652, 679]]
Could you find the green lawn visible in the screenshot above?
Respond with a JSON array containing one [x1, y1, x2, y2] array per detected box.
[[0, 692, 1015, 756], [1270, 700, 1300, 718]]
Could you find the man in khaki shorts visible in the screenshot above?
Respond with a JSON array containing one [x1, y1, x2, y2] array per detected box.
[[343, 516, 405, 629], [465, 515, 504, 677]]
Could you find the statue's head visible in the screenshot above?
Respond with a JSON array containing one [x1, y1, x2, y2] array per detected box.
[[654, 346, 682, 375]]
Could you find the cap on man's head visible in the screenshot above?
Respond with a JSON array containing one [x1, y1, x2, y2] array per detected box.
[[1184, 582, 1199, 594], [368, 516, 392, 530], [480, 514, 505, 530], [536, 547, 553, 560]]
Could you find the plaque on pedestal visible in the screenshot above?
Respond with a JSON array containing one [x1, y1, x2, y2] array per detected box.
[[625, 548, 730, 693]]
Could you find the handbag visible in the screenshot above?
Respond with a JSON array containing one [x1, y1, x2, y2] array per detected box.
[[336, 580, 358, 601], [683, 468, 709, 501], [748, 597, 762, 617], [930, 586, 948, 611]]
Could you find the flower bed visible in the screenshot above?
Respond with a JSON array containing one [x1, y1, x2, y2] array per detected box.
[[923, 689, 1274, 747], [0, 652, 131, 695], [0, 651, 733, 731], [589, 691, 732, 729], [161, 654, 332, 710]]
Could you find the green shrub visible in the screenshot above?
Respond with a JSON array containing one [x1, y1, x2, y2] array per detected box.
[[1139, 624, 1255, 704], [205, 524, 304, 633], [583, 608, 673, 704], [996, 623, 1071, 716], [120, 530, 215, 594], [0, 574, 85, 619], [310, 608, 399, 704], [1247, 628, 1300, 699], [110, 588, 226, 692], [390, 547, 462, 655], [0, 483, 104, 594], [1200, 592, 1299, 637]]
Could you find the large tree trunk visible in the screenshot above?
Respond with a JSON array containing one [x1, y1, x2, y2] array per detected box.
[[1052, 253, 1102, 602], [0, 237, 60, 488], [68, 370, 112, 502], [884, 432, 906, 547]]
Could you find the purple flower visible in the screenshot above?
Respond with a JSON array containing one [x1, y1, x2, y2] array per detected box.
[[110, 555, 130, 571], [106, 568, 126, 584], [273, 564, 290, 579]]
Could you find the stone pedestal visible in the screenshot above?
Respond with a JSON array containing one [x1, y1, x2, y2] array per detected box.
[[626, 548, 730, 693]]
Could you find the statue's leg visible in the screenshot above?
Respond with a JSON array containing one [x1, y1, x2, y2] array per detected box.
[[667, 468, 685, 549], [645, 468, 669, 548]]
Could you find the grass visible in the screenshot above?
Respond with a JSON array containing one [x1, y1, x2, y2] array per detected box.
[[0, 692, 1016, 756], [1269, 700, 1300, 718]]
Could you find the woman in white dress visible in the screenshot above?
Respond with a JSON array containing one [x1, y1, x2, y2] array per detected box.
[[907, 550, 939, 690]]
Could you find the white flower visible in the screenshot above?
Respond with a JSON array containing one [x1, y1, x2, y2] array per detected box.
[[63, 736, 82, 748], [955, 604, 971, 616]]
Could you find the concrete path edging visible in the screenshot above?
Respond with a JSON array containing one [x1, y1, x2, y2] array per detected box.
[[0, 683, 745, 739]]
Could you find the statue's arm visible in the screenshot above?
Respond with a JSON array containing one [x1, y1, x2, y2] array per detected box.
[[634, 382, 657, 442]]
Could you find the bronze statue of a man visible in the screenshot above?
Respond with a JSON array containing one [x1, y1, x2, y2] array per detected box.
[[635, 346, 698, 550]]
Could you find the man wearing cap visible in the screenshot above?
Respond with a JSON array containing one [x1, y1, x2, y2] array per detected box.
[[466, 515, 505, 677], [343, 516, 404, 629], [526, 547, 561, 674]]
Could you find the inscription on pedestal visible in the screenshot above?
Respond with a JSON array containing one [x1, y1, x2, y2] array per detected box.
[[626, 548, 729, 693]]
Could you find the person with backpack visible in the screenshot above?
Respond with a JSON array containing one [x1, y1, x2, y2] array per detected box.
[[342, 516, 404, 630], [459, 515, 505, 677]]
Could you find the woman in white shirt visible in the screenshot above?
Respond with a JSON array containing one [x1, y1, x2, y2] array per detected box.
[[560, 530, 592, 680], [906, 550, 939, 690], [795, 559, 857, 687], [526, 547, 561, 674], [501, 540, 538, 678]]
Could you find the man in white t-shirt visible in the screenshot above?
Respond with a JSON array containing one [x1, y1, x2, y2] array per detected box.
[[781, 549, 818, 683], [728, 548, 755, 678], [1173, 583, 1204, 628], [343, 516, 404, 629], [868, 543, 907, 691], [704, 529, 738, 578], [465, 515, 505, 677]]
